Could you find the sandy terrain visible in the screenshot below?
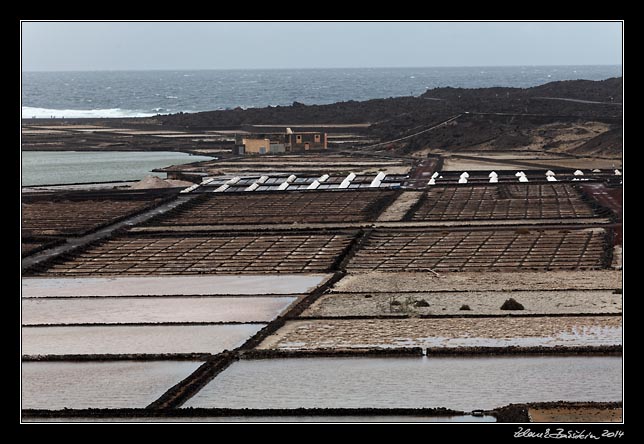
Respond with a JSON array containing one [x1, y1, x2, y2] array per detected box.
[[131, 217, 609, 234], [209, 166, 410, 175], [257, 316, 622, 350], [529, 406, 622, 422], [333, 271, 622, 293], [302, 291, 621, 317], [441, 158, 533, 171], [613, 246, 622, 269], [29, 125, 107, 130], [517, 158, 623, 169], [22, 129, 66, 135], [466, 122, 619, 158], [377, 192, 423, 221], [441, 154, 621, 172]]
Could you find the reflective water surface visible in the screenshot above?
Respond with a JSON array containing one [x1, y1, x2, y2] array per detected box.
[[22, 361, 202, 409], [22, 297, 295, 324], [25, 414, 496, 423], [22, 324, 263, 355], [185, 356, 622, 410]]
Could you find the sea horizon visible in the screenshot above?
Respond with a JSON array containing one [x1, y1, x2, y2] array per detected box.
[[22, 65, 623, 119]]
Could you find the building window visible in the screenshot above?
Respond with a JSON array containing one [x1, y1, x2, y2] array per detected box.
[[296, 135, 302, 143], [314, 134, 320, 143]]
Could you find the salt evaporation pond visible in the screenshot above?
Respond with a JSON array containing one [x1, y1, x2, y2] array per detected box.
[[25, 415, 496, 423], [21, 151, 213, 186], [22, 361, 201, 409], [22, 324, 263, 355], [184, 356, 622, 411], [22, 296, 296, 324], [21, 275, 329, 297]]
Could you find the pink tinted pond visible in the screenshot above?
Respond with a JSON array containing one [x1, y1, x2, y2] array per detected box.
[[22, 296, 296, 324], [22, 324, 263, 355], [22, 360, 202, 409]]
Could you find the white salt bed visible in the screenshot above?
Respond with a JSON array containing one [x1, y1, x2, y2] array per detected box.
[[615, 170, 622, 176], [574, 170, 584, 176], [515, 171, 526, 177], [489, 177, 498, 183], [129, 176, 193, 190], [547, 176, 557, 182], [488, 171, 498, 178], [428, 178, 436, 185], [245, 183, 260, 191], [592, 169, 601, 173], [458, 177, 468, 184], [545, 170, 556, 177], [459, 172, 469, 179], [431, 172, 439, 179], [180, 183, 200, 193], [519, 175, 529, 182]]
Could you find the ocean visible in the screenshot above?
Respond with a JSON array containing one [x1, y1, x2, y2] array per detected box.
[[21, 66, 622, 186], [22, 66, 622, 119]]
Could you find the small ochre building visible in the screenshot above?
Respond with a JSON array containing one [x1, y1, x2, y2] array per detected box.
[[235, 128, 327, 155]]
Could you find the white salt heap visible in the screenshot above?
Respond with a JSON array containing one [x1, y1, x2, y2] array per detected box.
[[130, 175, 194, 190]]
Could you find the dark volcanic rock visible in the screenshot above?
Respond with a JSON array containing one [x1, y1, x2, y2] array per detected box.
[[153, 78, 622, 158], [500, 298, 525, 311]]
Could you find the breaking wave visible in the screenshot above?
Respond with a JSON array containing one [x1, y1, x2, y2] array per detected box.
[[22, 106, 161, 119]]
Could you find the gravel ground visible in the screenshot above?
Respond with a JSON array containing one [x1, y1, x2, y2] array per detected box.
[[377, 192, 423, 221], [302, 291, 621, 317], [258, 316, 622, 350], [528, 406, 622, 422], [332, 271, 623, 293]]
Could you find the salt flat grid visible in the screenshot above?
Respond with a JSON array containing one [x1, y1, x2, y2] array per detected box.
[[26, 232, 357, 276], [20, 178, 621, 417], [411, 183, 597, 221], [152, 190, 397, 225], [22, 196, 167, 237], [347, 228, 607, 272]]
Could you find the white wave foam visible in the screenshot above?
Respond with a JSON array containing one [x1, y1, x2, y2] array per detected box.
[[22, 107, 160, 119]]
